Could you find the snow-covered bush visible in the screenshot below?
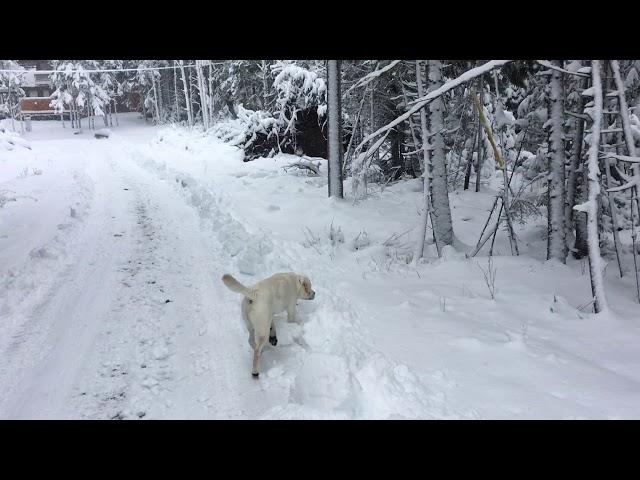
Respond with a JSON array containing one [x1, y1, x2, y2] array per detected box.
[[271, 61, 327, 130], [210, 105, 283, 160], [212, 61, 329, 161]]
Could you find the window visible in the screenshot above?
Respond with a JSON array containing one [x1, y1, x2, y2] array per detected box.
[[35, 73, 49, 85]]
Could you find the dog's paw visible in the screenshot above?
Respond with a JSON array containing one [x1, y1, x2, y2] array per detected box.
[[252, 372, 260, 378], [269, 335, 278, 346]]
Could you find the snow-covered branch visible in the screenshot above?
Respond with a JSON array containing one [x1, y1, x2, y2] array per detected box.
[[536, 60, 590, 77], [354, 60, 513, 158], [343, 60, 401, 97], [601, 152, 640, 164]]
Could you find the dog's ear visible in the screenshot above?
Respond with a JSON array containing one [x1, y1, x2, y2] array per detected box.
[[300, 277, 311, 295]]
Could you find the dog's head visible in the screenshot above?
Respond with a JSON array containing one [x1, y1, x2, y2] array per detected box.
[[297, 275, 315, 300]]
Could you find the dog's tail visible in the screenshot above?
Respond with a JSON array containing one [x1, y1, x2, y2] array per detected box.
[[221, 274, 257, 300]]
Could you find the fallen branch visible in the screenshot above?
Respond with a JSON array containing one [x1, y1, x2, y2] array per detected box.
[[284, 159, 320, 175]]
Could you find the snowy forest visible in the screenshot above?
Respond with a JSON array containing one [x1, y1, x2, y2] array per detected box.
[[1, 59, 640, 419]]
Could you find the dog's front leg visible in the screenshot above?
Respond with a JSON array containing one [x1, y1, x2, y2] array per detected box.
[[286, 303, 297, 323]]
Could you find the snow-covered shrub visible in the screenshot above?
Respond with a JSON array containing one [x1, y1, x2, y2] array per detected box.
[[212, 61, 328, 161], [271, 61, 327, 128], [210, 105, 282, 160], [350, 230, 371, 251], [381, 230, 414, 265], [351, 153, 384, 200], [329, 222, 345, 246], [477, 256, 497, 300]]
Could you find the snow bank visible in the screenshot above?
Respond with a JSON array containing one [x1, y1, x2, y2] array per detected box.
[[0, 126, 31, 151]]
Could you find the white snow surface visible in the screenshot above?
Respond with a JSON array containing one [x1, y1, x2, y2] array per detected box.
[[1, 114, 640, 419]]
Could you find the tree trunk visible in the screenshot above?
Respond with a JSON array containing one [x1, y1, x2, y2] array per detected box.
[[8, 74, 15, 131], [190, 68, 199, 123], [574, 165, 590, 258], [262, 60, 269, 109], [157, 72, 164, 121], [604, 157, 624, 277], [370, 87, 379, 165], [113, 98, 119, 127], [429, 59, 455, 246], [141, 89, 147, 122], [152, 76, 161, 124], [566, 71, 589, 249], [414, 60, 440, 261], [208, 61, 215, 124], [585, 60, 608, 313], [195, 60, 210, 130], [475, 77, 485, 193], [547, 60, 566, 262], [173, 60, 180, 122], [179, 61, 193, 127], [327, 60, 344, 198], [464, 118, 479, 190]]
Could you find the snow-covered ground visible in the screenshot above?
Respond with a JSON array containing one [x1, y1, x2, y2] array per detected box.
[[1, 113, 640, 419]]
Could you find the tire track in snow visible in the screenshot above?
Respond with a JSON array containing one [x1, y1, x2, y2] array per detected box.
[[0, 144, 129, 418], [72, 143, 291, 419]]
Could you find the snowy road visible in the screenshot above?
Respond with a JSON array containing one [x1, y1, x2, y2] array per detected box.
[[0, 129, 289, 419]]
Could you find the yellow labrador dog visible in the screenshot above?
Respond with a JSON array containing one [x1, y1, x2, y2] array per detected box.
[[221, 272, 315, 377]]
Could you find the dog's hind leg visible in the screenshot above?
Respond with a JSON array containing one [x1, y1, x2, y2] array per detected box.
[[269, 318, 278, 346], [242, 298, 257, 349], [252, 333, 268, 377]]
